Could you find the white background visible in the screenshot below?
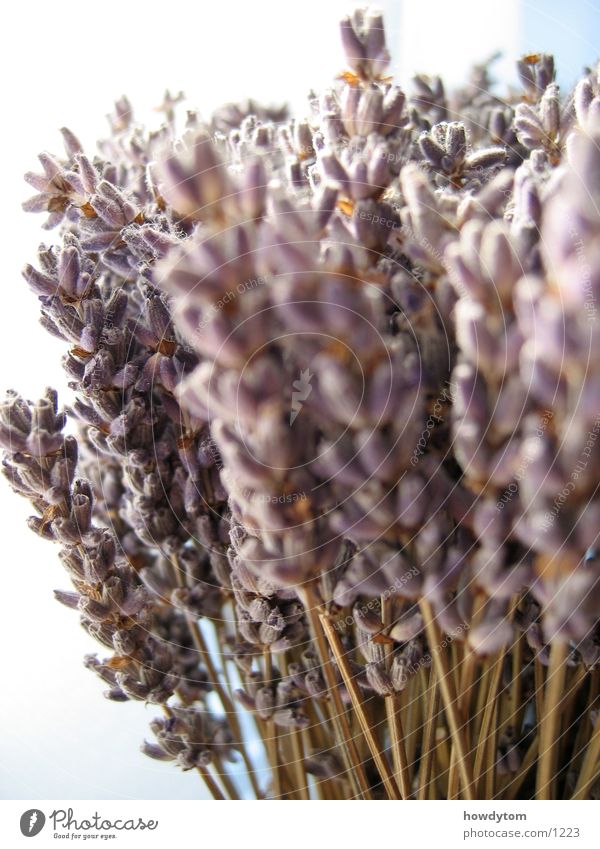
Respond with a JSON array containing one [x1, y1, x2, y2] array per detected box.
[[2, 800, 600, 847], [0, 0, 598, 800]]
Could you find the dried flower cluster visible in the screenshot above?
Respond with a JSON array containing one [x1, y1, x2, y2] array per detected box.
[[4, 8, 600, 800]]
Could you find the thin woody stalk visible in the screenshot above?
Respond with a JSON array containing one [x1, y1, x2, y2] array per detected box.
[[299, 584, 372, 800], [320, 612, 401, 800], [289, 726, 310, 800], [162, 705, 227, 799], [473, 652, 505, 791], [216, 620, 264, 797], [418, 666, 440, 800], [504, 737, 539, 800], [280, 653, 310, 799], [572, 712, 600, 799], [197, 766, 227, 801], [211, 754, 240, 800], [419, 599, 475, 800], [381, 595, 412, 798], [564, 670, 599, 797], [536, 640, 569, 799], [263, 646, 285, 798], [171, 555, 261, 796]]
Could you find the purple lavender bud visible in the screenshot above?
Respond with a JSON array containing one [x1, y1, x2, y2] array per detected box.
[[340, 85, 362, 138], [339, 16, 367, 72], [419, 131, 445, 168], [59, 127, 83, 157], [75, 154, 98, 194], [464, 146, 507, 172], [540, 83, 560, 137], [355, 89, 384, 136], [517, 53, 555, 100], [382, 86, 406, 133]]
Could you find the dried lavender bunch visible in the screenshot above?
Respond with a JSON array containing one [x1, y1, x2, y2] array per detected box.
[[5, 7, 600, 800]]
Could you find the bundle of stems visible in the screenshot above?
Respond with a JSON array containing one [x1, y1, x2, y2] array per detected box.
[[174, 588, 600, 800]]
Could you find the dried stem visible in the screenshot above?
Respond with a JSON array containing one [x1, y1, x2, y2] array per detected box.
[[564, 671, 597, 795], [262, 646, 285, 798], [484, 701, 499, 799], [474, 650, 505, 794], [172, 556, 261, 797], [418, 666, 440, 799], [572, 711, 600, 799], [299, 584, 372, 799], [381, 595, 412, 798], [289, 726, 310, 800], [447, 747, 460, 799], [385, 697, 411, 798], [191, 624, 261, 796], [536, 639, 569, 799], [266, 720, 282, 798], [419, 599, 474, 799], [212, 753, 240, 800], [507, 634, 524, 738], [197, 765, 227, 800], [320, 611, 400, 800], [534, 656, 546, 729], [280, 653, 310, 799], [503, 736, 538, 800], [162, 704, 228, 799]]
